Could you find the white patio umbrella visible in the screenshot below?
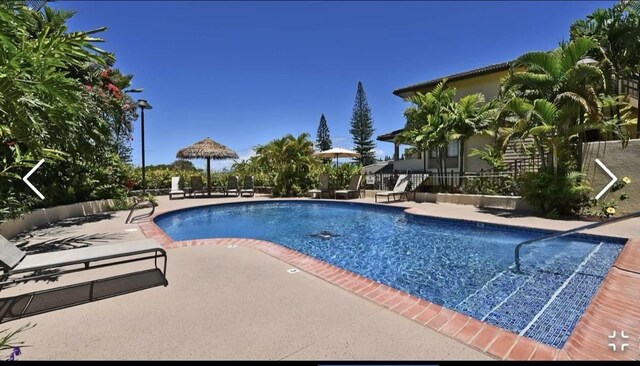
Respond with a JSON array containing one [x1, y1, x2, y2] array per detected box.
[[313, 147, 361, 167]]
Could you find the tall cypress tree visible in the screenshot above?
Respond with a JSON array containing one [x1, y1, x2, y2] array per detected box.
[[315, 114, 332, 151], [349, 81, 376, 165]]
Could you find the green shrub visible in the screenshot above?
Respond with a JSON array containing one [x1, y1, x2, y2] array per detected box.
[[108, 197, 132, 212], [519, 169, 592, 216], [324, 163, 362, 190]]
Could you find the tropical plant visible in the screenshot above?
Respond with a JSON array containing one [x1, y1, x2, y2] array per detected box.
[[449, 93, 497, 175], [468, 144, 506, 171], [253, 133, 320, 197], [349, 82, 377, 166], [570, 1, 640, 90], [0, 3, 140, 220], [320, 162, 362, 190], [519, 169, 592, 216], [396, 80, 455, 185], [0, 322, 35, 361], [497, 36, 637, 214], [396, 80, 494, 188]]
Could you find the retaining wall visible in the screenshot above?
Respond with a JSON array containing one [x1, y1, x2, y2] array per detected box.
[[0, 199, 122, 239], [363, 190, 535, 212]]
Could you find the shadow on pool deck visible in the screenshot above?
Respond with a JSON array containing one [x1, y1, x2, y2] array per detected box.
[[475, 206, 536, 219], [15, 232, 128, 255], [0, 268, 167, 324]]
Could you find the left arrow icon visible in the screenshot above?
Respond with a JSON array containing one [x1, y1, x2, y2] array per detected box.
[[23, 159, 45, 199]]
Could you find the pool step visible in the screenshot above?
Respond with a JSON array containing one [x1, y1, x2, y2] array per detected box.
[[453, 271, 530, 320], [477, 245, 593, 335], [454, 241, 612, 348], [520, 242, 623, 348], [453, 244, 557, 319], [480, 242, 623, 348]]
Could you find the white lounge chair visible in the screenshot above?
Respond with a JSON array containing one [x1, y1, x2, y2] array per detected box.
[[308, 173, 330, 199], [169, 176, 185, 199], [335, 175, 362, 199], [375, 174, 411, 202], [0, 234, 168, 289]]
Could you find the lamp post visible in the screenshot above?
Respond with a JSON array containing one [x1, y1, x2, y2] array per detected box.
[[137, 99, 152, 194]]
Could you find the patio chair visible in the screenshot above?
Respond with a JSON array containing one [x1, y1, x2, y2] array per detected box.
[[308, 173, 330, 199], [169, 176, 185, 200], [0, 234, 168, 290], [225, 176, 240, 197], [190, 176, 206, 197], [240, 176, 255, 197], [375, 174, 411, 203], [334, 175, 363, 200]]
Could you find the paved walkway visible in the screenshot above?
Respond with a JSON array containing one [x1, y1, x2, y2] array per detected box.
[[3, 195, 638, 360]]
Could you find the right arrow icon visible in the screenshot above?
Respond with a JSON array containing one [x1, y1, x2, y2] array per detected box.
[[22, 159, 45, 199], [594, 158, 617, 200]]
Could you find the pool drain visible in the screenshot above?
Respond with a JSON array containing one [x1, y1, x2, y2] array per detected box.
[[308, 230, 340, 240], [287, 268, 299, 274]]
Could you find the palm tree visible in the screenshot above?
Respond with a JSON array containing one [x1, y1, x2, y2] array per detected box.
[[254, 133, 318, 197], [396, 80, 456, 185], [397, 80, 494, 188], [449, 93, 496, 175], [570, 1, 640, 90], [500, 37, 629, 174]]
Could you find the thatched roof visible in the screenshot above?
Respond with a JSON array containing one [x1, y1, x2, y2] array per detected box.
[[176, 137, 239, 160]]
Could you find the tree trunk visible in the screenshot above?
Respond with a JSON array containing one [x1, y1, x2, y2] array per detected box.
[[534, 137, 546, 170], [459, 139, 465, 177], [423, 148, 427, 174]]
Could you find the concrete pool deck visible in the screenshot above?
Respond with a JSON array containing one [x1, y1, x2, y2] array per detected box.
[[3, 195, 639, 360]]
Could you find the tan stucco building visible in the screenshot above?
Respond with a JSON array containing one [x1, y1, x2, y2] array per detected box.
[[378, 62, 639, 175]]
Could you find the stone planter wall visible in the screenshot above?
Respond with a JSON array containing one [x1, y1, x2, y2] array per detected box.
[[0, 199, 123, 239]]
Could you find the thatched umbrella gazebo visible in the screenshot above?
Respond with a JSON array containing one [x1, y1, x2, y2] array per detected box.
[[176, 137, 239, 197]]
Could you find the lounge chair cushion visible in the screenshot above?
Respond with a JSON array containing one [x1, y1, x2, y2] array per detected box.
[[375, 191, 404, 197]]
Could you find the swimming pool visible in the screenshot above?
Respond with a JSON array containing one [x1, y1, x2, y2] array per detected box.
[[155, 201, 626, 348]]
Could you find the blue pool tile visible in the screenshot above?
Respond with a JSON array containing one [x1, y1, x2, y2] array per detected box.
[[524, 273, 602, 347]]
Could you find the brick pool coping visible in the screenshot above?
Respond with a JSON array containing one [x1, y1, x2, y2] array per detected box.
[[138, 204, 640, 361]]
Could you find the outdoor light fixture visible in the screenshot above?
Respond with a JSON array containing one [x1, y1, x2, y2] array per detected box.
[[577, 57, 598, 65], [137, 99, 153, 194]]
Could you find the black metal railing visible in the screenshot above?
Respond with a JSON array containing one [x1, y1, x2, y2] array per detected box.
[[363, 171, 519, 196]]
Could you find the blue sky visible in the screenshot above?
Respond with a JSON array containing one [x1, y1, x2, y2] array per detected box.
[[53, 0, 615, 170]]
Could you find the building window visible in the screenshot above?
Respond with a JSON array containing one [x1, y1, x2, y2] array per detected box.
[[429, 141, 459, 158], [447, 141, 459, 158]]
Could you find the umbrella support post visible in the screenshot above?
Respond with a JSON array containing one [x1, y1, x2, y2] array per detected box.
[[207, 158, 211, 197]]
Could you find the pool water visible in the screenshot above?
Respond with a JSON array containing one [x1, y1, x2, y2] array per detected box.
[[155, 201, 625, 348]]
